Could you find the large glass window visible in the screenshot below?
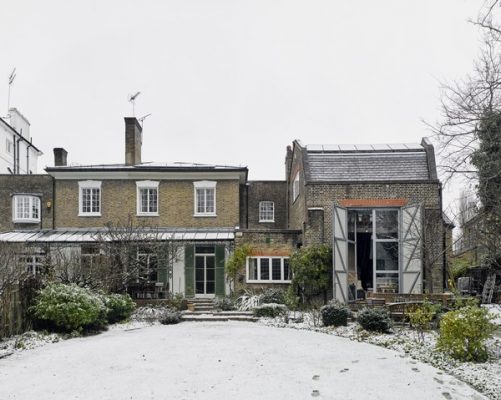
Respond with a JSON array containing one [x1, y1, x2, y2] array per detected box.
[[292, 172, 300, 202], [137, 247, 158, 282], [13, 195, 40, 223], [246, 256, 291, 283], [346, 208, 400, 294]]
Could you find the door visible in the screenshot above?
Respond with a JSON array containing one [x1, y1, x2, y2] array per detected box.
[[195, 251, 216, 297], [400, 204, 423, 294], [333, 205, 348, 303]]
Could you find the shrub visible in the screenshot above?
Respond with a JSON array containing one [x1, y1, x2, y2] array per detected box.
[[407, 301, 440, 342], [261, 288, 286, 305], [357, 307, 392, 333], [160, 311, 183, 325], [168, 293, 188, 311], [436, 306, 496, 362], [213, 296, 235, 311], [104, 293, 136, 323], [31, 283, 107, 333], [321, 301, 350, 327], [253, 303, 288, 318]]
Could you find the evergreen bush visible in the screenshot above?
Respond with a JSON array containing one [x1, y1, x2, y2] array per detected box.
[[104, 293, 136, 323], [31, 283, 107, 333], [160, 311, 183, 325], [213, 296, 235, 311], [436, 306, 496, 362], [260, 288, 286, 304], [321, 301, 350, 327], [357, 307, 392, 333], [253, 303, 288, 318]]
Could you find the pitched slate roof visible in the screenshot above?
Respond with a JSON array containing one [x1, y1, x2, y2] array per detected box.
[[303, 143, 431, 182]]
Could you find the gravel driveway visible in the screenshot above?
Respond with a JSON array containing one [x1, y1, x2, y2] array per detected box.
[[0, 322, 488, 400]]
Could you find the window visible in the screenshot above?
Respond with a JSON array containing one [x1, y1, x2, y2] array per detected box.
[[79, 181, 101, 216], [292, 172, 300, 202], [81, 245, 102, 275], [19, 254, 45, 275], [6, 139, 12, 154], [137, 247, 158, 282], [193, 181, 216, 216], [12, 195, 40, 223], [246, 256, 291, 283], [259, 201, 274, 222], [136, 181, 159, 215]]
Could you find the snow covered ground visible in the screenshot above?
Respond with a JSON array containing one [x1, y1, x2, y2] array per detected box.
[[0, 322, 489, 400]]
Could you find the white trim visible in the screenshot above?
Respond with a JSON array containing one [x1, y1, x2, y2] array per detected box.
[[12, 195, 41, 223], [246, 256, 291, 283], [136, 180, 159, 216], [48, 171, 245, 182], [193, 181, 217, 217], [78, 180, 102, 217]]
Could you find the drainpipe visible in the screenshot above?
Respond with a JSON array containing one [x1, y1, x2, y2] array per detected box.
[[440, 184, 447, 290], [26, 143, 32, 173]]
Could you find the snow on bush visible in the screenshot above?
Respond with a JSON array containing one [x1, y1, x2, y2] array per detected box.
[[104, 293, 136, 324], [357, 307, 392, 333], [30, 283, 107, 333], [320, 301, 350, 327], [253, 303, 288, 318]]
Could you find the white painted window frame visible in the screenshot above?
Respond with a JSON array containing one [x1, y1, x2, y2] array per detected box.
[[78, 180, 102, 217], [136, 180, 159, 216], [246, 256, 291, 283], [292, 172, 300, 202], [193, 180, 217, 217], [12, 195, 41, 223], [259, 201, 275, 223]]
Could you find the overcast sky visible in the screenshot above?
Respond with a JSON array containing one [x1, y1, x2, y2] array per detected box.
[[0, 0, 485, 208]]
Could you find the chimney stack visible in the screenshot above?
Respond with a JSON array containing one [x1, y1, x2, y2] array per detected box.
[[53, 148, 68, 166], [125, 117, 142, 166]]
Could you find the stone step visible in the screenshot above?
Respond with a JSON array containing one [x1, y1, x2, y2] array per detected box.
[[181, 314, 258, 322], [194, 305, 215, 311], [189, 311, 253, 316]]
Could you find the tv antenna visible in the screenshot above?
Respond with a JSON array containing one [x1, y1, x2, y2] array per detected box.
[[138, 113, 151, 127], [7, 67, 16, 117], [128, 91, 141, 116]]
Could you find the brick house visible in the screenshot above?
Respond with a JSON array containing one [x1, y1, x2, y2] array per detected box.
[[0, 118, 247, 299], [282, 139, 445, 301], [0, 116, 447, 301]]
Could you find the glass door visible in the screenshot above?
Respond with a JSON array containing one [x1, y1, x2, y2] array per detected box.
[[373, 209, 399, 293], [195, 246, 215, 297]]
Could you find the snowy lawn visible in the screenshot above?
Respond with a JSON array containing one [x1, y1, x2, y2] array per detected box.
[[0, 322, 489, 400]]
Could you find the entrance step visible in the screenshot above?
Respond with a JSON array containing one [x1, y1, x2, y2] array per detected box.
[[182, 311, 258, 322]]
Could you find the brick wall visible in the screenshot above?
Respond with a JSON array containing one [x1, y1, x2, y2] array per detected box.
[[54, 179, 240, 228], [246, 181, 287, 229], [0, 175, 54, 231]]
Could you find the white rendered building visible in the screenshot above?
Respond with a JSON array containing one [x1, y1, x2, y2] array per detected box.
[[0, 108, 42, 174]]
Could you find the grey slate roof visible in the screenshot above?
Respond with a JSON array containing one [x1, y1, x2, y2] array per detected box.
[[304, 143, 431, 182]]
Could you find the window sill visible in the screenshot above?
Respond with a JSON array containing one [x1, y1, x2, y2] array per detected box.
[[13, 219, 40, 224], [78, 213, 101, 217], [247, 280, 291, 284], [259, 220, 275, 223], [193, 213, 217, 218], [137, 213, 159, 217]]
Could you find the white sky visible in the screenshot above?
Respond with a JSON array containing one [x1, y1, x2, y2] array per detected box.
[[0, 0, 485, 210]]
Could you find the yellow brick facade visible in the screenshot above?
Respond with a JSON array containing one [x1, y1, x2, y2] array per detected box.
[[55, 179, 240, 228]]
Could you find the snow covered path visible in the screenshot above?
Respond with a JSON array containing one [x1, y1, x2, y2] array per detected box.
[[0, 322, 488, 400]]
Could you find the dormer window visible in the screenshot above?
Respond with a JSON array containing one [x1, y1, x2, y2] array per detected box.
[[13, 195, 40, 223]]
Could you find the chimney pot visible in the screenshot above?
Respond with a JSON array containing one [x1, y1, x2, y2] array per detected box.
[[53, 148, 68, 166], [124, 117, 142, 165]]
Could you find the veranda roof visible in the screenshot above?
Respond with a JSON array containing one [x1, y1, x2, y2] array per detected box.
[[0, 228, 235, 243]]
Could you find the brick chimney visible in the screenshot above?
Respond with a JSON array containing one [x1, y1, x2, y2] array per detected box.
[[125, 117, 142, 166], [53, 148, 68, 166]]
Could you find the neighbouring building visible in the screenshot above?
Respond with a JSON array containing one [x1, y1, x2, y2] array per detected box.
[[0, 116, 448, 302], [0, 108, 42, 174]]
